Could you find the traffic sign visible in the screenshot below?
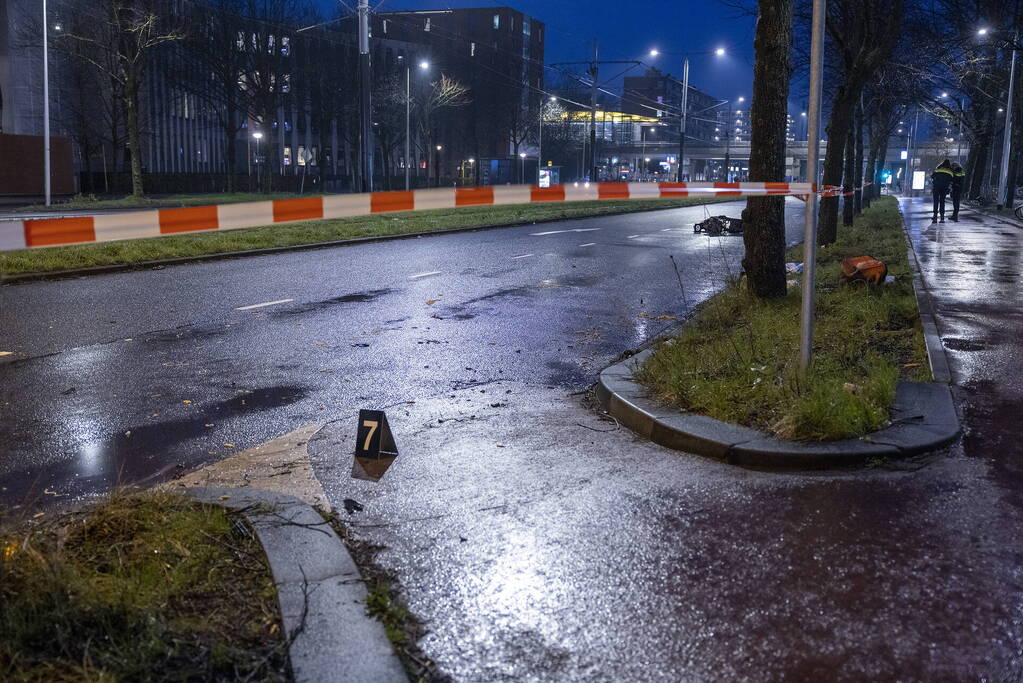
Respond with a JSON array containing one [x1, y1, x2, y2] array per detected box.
[[352, 409, 399, 482]]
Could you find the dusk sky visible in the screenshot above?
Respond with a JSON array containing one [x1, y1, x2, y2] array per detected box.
[[341, 0, 759, 102]]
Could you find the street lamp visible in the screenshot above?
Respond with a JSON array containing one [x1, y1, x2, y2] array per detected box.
[[979, 27, 1020, 206], [648, 46, 726, 181], [42, 0, 53, 205], [252, 131, 264, 190], [398, 56, 430, 190]]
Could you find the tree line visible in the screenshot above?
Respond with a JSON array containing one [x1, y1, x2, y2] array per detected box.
[[738, 0, 1022, 298]]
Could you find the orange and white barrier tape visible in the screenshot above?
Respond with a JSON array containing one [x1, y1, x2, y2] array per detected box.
[[0, 181, 833, 251]]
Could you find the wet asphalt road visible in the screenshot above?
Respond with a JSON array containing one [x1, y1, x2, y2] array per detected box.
[[0, 199, 801, 505], [302, 197, 1023, 681]]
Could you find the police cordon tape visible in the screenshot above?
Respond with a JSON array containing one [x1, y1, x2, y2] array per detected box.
[[0, 181, 842, 252]]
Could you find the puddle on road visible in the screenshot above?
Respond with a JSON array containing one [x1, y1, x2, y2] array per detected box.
[[0, 385, 308, 507], [267, 289, 393, 316], [943, 338, 988, 352]]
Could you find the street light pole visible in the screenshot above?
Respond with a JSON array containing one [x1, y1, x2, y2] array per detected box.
[[799, 0, 825, 374], [678, 57, 689, 181], [724, 100, 732, 181], [357, 0, 373, 192], [42, 0, 51, 206], [405, 65, 411, 191], [998, 32, 1018, 207]]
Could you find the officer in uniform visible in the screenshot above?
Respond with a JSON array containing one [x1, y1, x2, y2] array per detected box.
[[931, 159, 954, 223], [950, 162, 965, 222]]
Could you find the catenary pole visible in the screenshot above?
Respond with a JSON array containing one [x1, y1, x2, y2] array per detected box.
[[43, 0, 51, 206], [358, 0, 373, 192], [998, 33, 1017, 207], [799, 0, 825, 374]]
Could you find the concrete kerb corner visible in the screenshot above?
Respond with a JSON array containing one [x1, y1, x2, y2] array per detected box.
[[184, 486, 406, 683], [597, 202, 961, 467]]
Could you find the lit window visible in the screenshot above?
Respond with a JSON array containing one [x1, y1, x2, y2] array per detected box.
[[281, 36, 290, 56], [382, 20, 387, 34], [425, 18, 430, 31], [283, 146, 292, 165], [297, 145, 306, 166], [470, 41, 476, 56], [493, 14, 499, 29]]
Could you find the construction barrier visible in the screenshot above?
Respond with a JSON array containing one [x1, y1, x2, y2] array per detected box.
[[0, 181, 835, 251]]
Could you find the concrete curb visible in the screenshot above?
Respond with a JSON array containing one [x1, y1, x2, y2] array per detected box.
[[597, 199, 962, 468], [184, 486, 406, 683], [1, 197, 735, 285], [596, 350, 960, 468], [898, 198, 953, 383]]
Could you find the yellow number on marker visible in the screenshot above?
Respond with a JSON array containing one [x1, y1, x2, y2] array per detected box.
[[362, 420, 379, 451]]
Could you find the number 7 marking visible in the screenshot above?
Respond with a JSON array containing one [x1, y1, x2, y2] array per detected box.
[[362, 420, 379, 451]]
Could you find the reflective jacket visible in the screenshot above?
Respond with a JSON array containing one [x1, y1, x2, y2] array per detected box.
[[950, 169, 965, 192], [931, 167, 954, 192]]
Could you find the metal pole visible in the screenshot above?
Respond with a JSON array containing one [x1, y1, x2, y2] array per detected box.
[[798, 0, 825, 375], [908, 110, 918, 197], [724, 101, 731, 181], [358, 0, 373, 192], [538, 104, 543, 184], [678, 57, 689, 181], [998, 34, 1017, 207], [956, 98, 963, 165], [43, 0, 51, 206], [589, 40, 599, 181], [405, 65, 411, 191]]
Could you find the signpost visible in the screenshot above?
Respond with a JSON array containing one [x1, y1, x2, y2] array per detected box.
[[352, 409, 399, 482]]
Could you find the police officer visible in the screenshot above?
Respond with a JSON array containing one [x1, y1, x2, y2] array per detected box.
[[931, 159, 954, 223], [950, 162, 965, 222]]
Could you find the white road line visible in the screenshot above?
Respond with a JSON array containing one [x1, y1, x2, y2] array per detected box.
[[511, 253, 534, 259], [409, 271, 443, 279], [235, 298, 294, 311], [627, 234, 641, 239], [578, 242, 596, 247], [529, 228, 602, 236]]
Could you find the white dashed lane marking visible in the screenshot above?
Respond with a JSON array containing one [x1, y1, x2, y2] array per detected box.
[[529, 228, 601, 236], [627, 235, 640, 239], [511, 253, 534, 259], [235, 299, 294, 311], [409, 271, 443, 279], [579, 242, 596, 247]]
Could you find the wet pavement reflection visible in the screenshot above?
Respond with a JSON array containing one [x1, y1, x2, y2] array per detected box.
[[309, 198, 1023, 680]]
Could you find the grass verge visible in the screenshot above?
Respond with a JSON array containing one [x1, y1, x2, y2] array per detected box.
[[636, 196, 931, 441], [1, 196, 733, 277], [15, 192, 302, 213], [0, 490, 289, 681]]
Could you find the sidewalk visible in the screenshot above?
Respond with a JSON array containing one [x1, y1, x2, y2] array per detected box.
[[900, 197, 1023, 466]]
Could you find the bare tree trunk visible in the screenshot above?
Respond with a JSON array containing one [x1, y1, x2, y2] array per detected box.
[[125, 75, 144, 197], [740, 0, 793, 299], [863, 121, 877, 211], [854, 103, 864, 215], [819, 85, 858, 243], [842, 121, 855, 226]]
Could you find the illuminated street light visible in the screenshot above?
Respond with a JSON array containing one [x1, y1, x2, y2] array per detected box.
[[978, 27, 989, 35], [649, 49, 660, 57], [715, 47, 725, 56]]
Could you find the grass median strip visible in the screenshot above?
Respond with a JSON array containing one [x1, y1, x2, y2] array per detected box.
[[15, 191, 302, 213], [0, 196, 733, 277], [0, 490, 289, 681], [637, 196, 930, 441]]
